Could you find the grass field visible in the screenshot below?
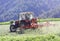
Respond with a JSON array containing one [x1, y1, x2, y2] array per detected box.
[[0, 18, 60, 41]]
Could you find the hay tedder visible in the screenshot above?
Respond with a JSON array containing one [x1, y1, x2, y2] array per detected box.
[[10, 12, 38, 33]]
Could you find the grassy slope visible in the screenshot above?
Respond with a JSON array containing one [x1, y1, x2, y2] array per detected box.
[[0, 18, 60, 41], [0, 21, 10, 25], [38, 18, 60, 22]]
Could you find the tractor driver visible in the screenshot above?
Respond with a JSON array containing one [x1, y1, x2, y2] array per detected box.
[[25, 12, 33, 26], [25, 12, 33, 20]]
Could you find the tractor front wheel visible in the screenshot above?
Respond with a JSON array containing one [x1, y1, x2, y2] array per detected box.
[[10, 25, 17, 32]]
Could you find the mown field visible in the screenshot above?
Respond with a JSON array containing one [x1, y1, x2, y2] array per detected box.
[[0, 18, 60, 41]]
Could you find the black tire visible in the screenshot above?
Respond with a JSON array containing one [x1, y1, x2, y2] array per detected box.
[[10, 25, 17, 32]]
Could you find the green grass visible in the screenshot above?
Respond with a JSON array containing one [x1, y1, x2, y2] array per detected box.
[[0, 19, 60, 41], [0, 21, 10, 25], [0, 34, 60, 41], [38, 18, 60, 22]]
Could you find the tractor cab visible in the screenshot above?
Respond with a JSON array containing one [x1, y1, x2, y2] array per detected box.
[[19, 12, 37, 29], [19, 12, 34, 21]]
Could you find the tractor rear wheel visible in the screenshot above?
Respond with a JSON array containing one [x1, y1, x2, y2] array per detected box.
[[10, 25, 17, 32]]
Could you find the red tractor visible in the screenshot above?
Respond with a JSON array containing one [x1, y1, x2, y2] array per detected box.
[[10, 12, 38, 33]]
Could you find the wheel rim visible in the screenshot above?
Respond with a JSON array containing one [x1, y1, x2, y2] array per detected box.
[[10, 26, 16, 31]]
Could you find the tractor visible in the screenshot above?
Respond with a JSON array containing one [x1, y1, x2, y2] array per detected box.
[[10, 12, 38, 34]]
